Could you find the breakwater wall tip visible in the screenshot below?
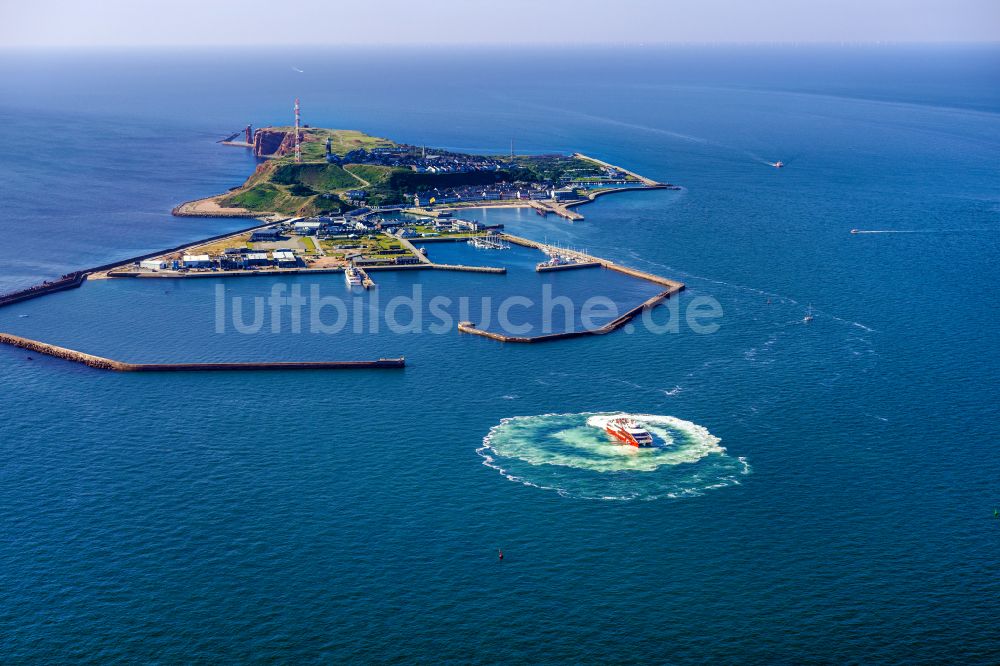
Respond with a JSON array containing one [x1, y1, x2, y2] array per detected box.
[[0, 272, 87, 308]]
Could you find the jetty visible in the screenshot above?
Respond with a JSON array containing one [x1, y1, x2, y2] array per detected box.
[[530, 200, 584, 221], [503, 233, 683, 288], [455, 233, 684, 343], [467, 235, 510, 250], [0, 333, 404, 372], [573, 152, 663, 187], [356, 266, 375, 289], [0, 272, 87, 308], [458, 288, 674, 343], [432, 264, 506, 274], [536, 260, 601, 273], [397, 234, 506, 273], [396, 235, 433, 265]]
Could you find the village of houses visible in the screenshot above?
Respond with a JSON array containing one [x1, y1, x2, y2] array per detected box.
[[121, 147, 658, 279], [129, 212, 498, 278]]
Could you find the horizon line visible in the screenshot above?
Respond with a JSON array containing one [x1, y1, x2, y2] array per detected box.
[[1, 40, 999, 51]]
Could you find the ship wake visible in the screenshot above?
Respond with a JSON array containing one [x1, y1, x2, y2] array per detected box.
[[478, 412, 749, 500]]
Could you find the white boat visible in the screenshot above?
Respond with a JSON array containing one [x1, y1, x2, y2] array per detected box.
[[467, 235, 510, 250], [538, 253, 571, 268], [345, 266, 363, 287], [536, 248, 592, 270], [604, 418, 654, 447], [803, 304, 814, 323]]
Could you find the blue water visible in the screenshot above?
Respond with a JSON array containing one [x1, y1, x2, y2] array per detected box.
[[1, 46, 999, 662]]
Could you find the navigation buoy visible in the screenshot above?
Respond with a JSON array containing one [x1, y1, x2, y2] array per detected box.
[[498, 549, 504, 560]]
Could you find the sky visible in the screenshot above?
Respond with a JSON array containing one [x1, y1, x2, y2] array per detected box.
[[1, 0, 998, 47]]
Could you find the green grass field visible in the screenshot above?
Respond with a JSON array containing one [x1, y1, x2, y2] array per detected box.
[[217, 127, 629, 216], [344, 164, 397, 185], [223, 183, 282, 210], [272, 163, 360, 191]]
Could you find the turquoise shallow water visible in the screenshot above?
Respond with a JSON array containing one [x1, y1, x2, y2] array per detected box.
[[1, 46, 999, 662]]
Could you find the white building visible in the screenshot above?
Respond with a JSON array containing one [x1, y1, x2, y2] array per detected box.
[[293, 220, 322, 235], [181, 254, 213, 268], [139, 259, 166, 271]]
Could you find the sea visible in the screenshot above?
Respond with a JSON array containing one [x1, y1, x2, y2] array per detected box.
[[0, 45, 998, 663]]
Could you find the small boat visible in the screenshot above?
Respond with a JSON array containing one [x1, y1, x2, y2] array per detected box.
[[604, 417, 654, 447], [850, 229, 860, 234], [537, 253, 571, 269], [772, 161, 784, 168], [803, 305, 814, 323], [468, 235, 510, 250]]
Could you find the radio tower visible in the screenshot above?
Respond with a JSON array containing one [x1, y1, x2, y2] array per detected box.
[[294, 98, 301, 163]]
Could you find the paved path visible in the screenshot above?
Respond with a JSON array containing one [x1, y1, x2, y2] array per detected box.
[[395, 235, 433, 264]]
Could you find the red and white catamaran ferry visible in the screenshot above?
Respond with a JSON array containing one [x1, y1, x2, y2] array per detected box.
[[604, 417, 654, 447]]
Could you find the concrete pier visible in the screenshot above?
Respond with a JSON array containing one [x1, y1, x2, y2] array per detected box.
[[0, 333, 405, 372], [0, 272, 87, 308], [503, 233, 685, 289], [536, 261, 602, 273], [396, 235, 434, 265], [357, 267, 375, 289], [530, 200, 584, 221], [456, 233, 684, 343], [457, 288, 672, 343], [572, 152, 664, 187], [432, 264, 506, 274]]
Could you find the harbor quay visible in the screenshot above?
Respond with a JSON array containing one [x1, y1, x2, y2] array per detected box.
[[0, 130, 696, 367], [0, 215, 698, 365]]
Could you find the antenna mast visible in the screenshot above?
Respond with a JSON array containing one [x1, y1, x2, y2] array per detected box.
[[294, 98, 301, 163]]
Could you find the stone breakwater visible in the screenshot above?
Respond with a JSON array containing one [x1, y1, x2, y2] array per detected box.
[[0, 272, 87, 308], [457, 288, 674, 343], [455, 233, 685, 343], [0, 333, 405, 372]]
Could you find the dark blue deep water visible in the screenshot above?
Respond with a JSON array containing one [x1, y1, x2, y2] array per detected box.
[[1, 46, 998, 662]]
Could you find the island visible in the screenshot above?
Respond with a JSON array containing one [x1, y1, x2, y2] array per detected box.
[[0, 119, 686, 369], [173, 126, 677, 220]]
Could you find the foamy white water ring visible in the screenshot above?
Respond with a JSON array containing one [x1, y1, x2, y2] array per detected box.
[[478, 412, 750, 500]]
